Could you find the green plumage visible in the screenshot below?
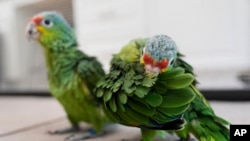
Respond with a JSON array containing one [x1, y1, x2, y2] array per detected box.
[[96, 37, 229, 141], [95, 39, 196, 141], [173, 53, 230, 141], [47, 48, 108, 131], [27, 11, 109, 132]]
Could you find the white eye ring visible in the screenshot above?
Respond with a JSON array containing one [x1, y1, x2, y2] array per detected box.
[[141, 47, 146, 55], [41, 19, 53, 27]]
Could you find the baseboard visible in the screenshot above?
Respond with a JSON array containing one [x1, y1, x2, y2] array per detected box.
[[0, 89, 249, 101]]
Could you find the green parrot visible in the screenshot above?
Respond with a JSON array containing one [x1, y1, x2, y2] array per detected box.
[[95, 35, 197, 141], [25, 11, 110, 139], [95, 34, 230, 141]]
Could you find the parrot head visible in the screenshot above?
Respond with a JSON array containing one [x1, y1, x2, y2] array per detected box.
[[25, 11, 76, 49], [140, 35, 177, 76]]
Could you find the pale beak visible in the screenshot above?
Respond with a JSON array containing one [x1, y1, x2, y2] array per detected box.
[[145, 64, 161, 77], [25, 22, 39, 41]]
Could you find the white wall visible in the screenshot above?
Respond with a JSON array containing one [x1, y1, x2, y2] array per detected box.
[[0, 0, 249, 90], [74, 0, 250, 89], [144, 0, 249, 89], [0, 1, 19, 81], [145, 0, 249, 70], [73, 0, 146, 71]]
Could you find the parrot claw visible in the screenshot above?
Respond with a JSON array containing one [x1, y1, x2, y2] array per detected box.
[[65, 129, 105, 141], [64, 134, 74, 141], [64, 124, 117, 141], [48, 125, 80, 134], [177, 138, 197, 141]]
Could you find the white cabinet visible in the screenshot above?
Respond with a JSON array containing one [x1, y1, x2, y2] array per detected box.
[[73, 0, 145, 71]]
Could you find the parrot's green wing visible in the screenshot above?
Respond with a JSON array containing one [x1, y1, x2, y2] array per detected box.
[[49, 48, 104, 96], [173, 52, 230, 141], [95, 39, 196, 130], [76, 50, 105, 93], [175, 52, 198, 85], [75, 51, 109, 132], [48, 48, 109, 131]]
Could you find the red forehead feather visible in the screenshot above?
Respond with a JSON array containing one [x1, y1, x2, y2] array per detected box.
[[155, 60, 169, 69], [143, 53, 169, 69], [31, 16, 43, 25], [143, 54, 153, 64]]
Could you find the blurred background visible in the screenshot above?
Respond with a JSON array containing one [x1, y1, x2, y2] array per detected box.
[[0, 0, 249, 93], [0, 0, 250, 140]]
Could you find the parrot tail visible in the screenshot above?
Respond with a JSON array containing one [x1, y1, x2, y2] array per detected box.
[[186, 85, 230, 141], [189, 115, 229, 141]]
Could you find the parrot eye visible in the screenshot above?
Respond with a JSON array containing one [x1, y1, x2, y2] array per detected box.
[[42, 19, 53, 27], [170, 59, 174, 65]]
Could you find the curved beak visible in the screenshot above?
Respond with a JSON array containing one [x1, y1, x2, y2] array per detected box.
[[25, 22, 40, 41], [144, 60, 170, 77]]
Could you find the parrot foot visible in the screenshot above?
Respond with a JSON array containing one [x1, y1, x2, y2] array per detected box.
[[177, 138, 197, 141], [64, 124, 118, 141], [48, 125, 80, 134], [64, 129, 105, 141]]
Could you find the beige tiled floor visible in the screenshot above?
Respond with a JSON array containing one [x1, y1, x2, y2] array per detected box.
[[0, 96, 250, 141]]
